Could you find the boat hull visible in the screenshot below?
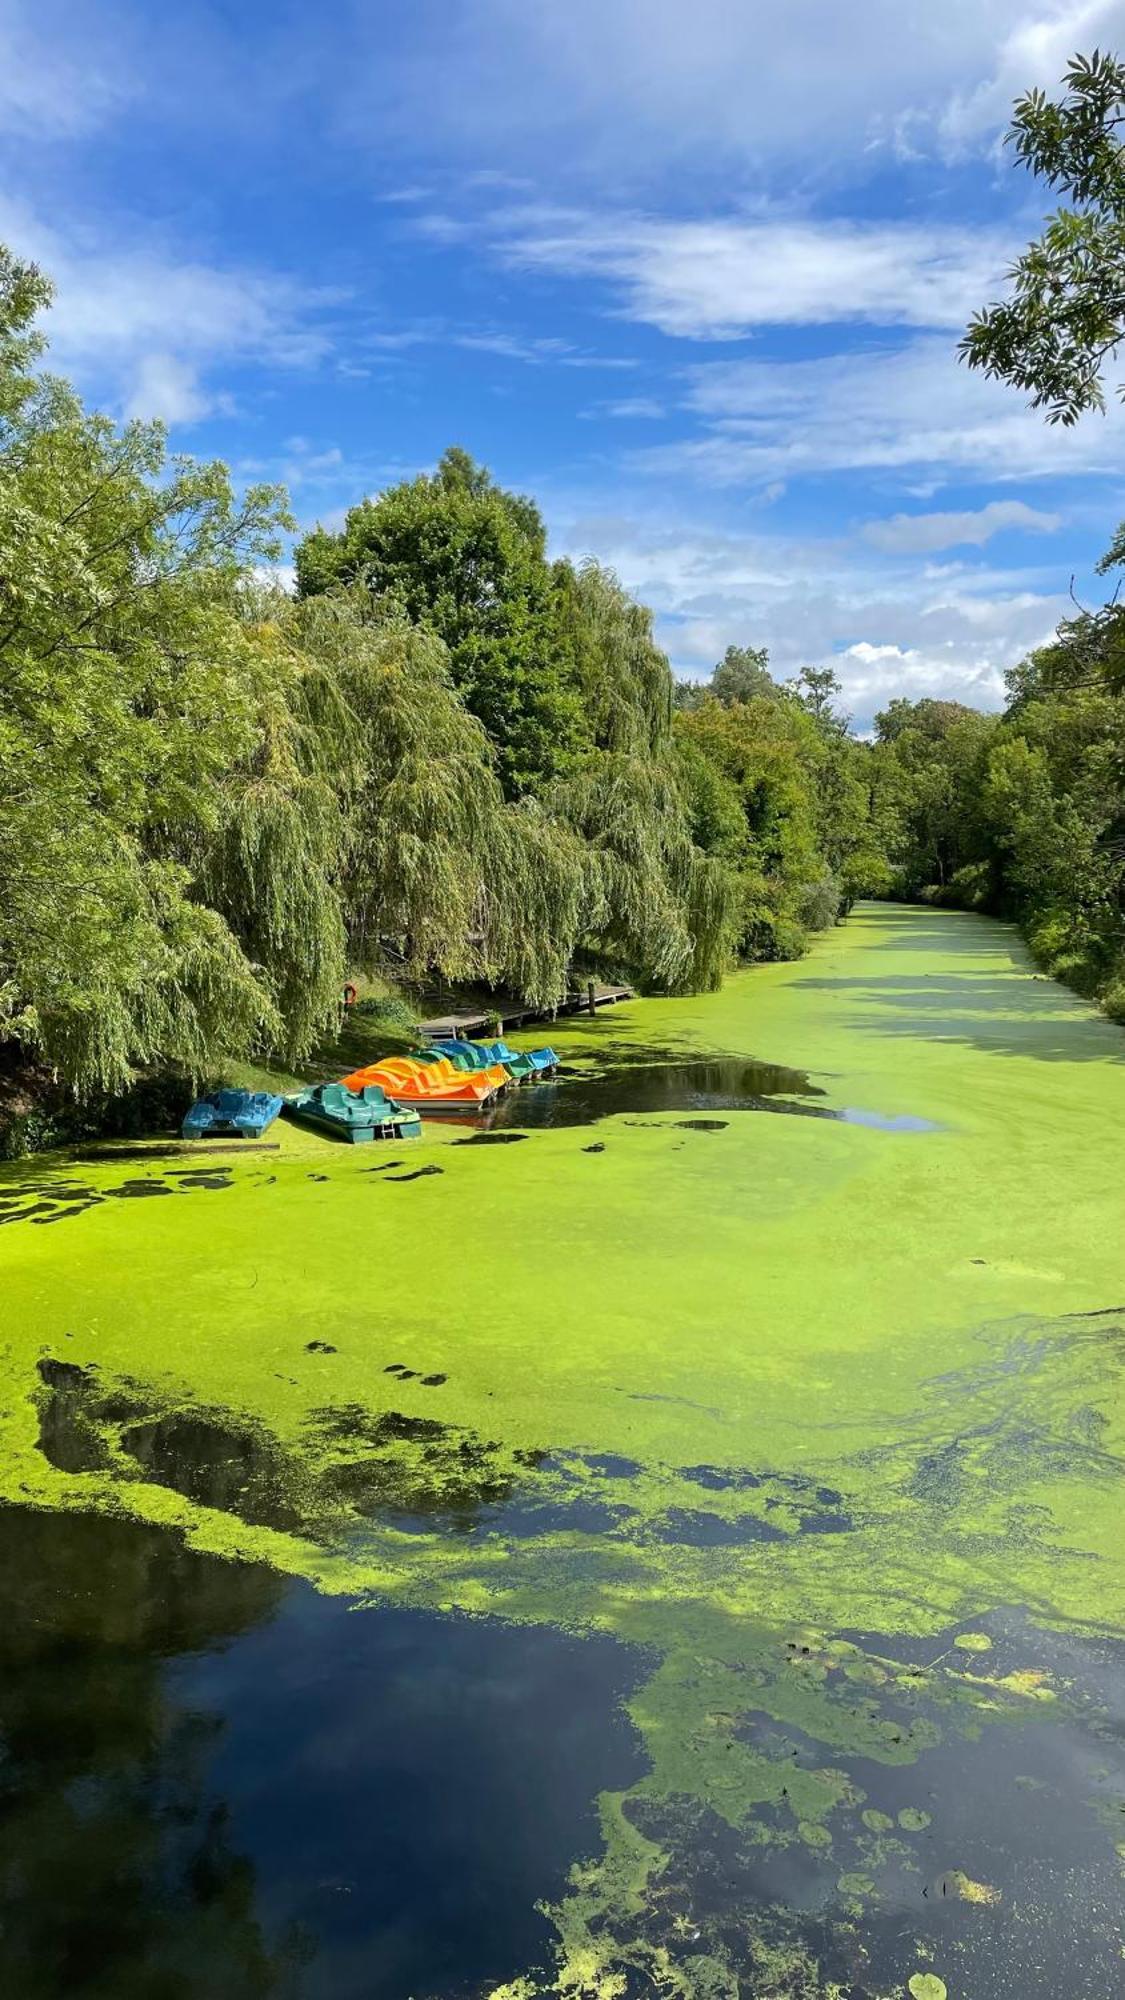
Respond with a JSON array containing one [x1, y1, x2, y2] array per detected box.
[[341, 1059, 498, 1110], [182, 1091, 285, 1140], [283, 1084, 423, 1143], [285, 1105, 421, 1144]]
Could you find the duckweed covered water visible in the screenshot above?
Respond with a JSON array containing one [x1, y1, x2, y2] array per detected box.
[[2, 905, 1124, 1998]]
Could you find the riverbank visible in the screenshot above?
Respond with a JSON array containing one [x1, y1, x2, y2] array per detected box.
[[2, 903, 1124, 1997]]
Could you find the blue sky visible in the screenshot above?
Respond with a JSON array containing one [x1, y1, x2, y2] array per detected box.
[[5, 0, 1125, 728]]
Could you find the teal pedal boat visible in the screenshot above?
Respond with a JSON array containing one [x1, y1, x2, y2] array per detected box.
[[428, 1036, 558, 1080], [284, 1081, 423, 1144]]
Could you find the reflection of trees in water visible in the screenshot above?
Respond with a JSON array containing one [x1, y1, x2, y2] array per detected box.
[[488, 1053, 826, 1131], [0, 1508, 303, 1999]]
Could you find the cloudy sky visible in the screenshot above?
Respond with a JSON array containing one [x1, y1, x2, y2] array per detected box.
[[5, 0, 1125, 726]]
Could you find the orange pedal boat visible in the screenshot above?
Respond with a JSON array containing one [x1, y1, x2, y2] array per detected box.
[[339, 1055, 503, 1112]]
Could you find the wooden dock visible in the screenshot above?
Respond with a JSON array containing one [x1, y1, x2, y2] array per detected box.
[[418, 983, 633, 1041]]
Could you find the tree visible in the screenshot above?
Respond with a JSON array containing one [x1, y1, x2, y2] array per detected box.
[[551, 559, 672, 755], [961, 49, 1125, 425], [675, 695, 831, 959], [791, 665, 846, 730], [711, 643, 777, 706], [872, 700, 997, 893], [0, 245, 347, 1096], [295, 448, 588, 797]]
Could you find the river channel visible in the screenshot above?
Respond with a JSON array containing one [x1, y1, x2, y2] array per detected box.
[[2, 905, 1123, 1998]]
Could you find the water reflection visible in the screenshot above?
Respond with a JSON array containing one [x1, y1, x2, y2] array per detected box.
[[468, 1052, 938, 1133], [488, 1053, 824, 1130], [0, 1506, 644, 1999]]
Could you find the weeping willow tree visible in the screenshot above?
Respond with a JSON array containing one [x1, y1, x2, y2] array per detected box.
[[281, 594, 588, 1008], [288, 595, 507, 979], [549, 754, 738, 992], [196, 603, 350, 1063], [275, 581, 736, 1007], [545, 563, 738, 990], [552, 558, 673, 756], [481, 800, 587, 1009], [287, 545, 741, 1003], [0, 245, 350, 1097]]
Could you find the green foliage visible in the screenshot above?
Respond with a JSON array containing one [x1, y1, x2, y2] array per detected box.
[[295, 448, 587, 797], [961, 49, 1125, 424], [0, 246, 334, 1097], [552, 558, 672, 754], [711, 643, 777, 707], [790, 664, 846, 730], [871, 598, 1125, 1012], [873, 700, 999, 895], [294, 512, 762, 1001], [674, 693, 848, 961], [675, 640, 783, 712]]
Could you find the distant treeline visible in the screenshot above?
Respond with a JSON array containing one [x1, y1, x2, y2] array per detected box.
[[2, 239, 1122, 1133], [865, 617, 1125, 1020]]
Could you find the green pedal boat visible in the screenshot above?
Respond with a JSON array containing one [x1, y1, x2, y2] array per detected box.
[[284, 1081, 423, 1144]]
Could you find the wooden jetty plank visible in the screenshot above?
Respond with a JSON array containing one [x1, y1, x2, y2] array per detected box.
[[418, 984, 633, 1039]]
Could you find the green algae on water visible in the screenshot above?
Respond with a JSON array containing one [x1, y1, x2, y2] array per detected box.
[[3, 906, 1125, 1995]]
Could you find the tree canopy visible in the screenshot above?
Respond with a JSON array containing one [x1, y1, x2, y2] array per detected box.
[[0, 248, 327, 1095], [295, 448, 587, 798], [961, 49, 1125, 424]]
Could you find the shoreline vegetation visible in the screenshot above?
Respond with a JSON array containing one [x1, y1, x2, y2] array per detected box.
[[3, 238, 1125, 1158]]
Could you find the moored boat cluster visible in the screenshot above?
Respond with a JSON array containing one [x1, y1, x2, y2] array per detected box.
[[181, 1037, 559, 1147]]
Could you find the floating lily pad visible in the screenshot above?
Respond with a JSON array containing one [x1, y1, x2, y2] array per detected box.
[[954, 1631, 993, 1652], [843, 1659, 887, 1685], [908, 1976, 947, 2000], [898, 1807, 932, 1831], [861, 1808, 894, 1832], [836, 1870, 873, 1897], [797, 1821, 831, 1849]]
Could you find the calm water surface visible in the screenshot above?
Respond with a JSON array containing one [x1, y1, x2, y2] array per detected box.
[[2, 906, 1124, 1998]]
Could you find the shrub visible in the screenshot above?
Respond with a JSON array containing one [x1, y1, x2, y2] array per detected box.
[[946, 862, 992, 911], [799, 875, 841, 931], [1101, 978, 1125, 1023]]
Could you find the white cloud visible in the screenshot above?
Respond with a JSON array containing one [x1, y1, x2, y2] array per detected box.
[[552, 508, 1066, 729], [0, 2, 131, 138], [938, 1, 1125, 153], [253, 562, 297, 593], [638, 337, 1125, 486], [582, 396, 666, 421], [453, 328, 636, 368], [862, 499, 1062, 553], [0, 194, 336, 425], [125, 354, 216, 426], [479, 208, 1014, 338], [340, 1, 1098, 176]]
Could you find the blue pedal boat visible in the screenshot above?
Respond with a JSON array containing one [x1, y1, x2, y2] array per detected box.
[[283, 1081, 423, 1144], [482, 1036, 559, 1076], [182, 1088, 285, 1140], [430, 1036, 558, 1080]]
